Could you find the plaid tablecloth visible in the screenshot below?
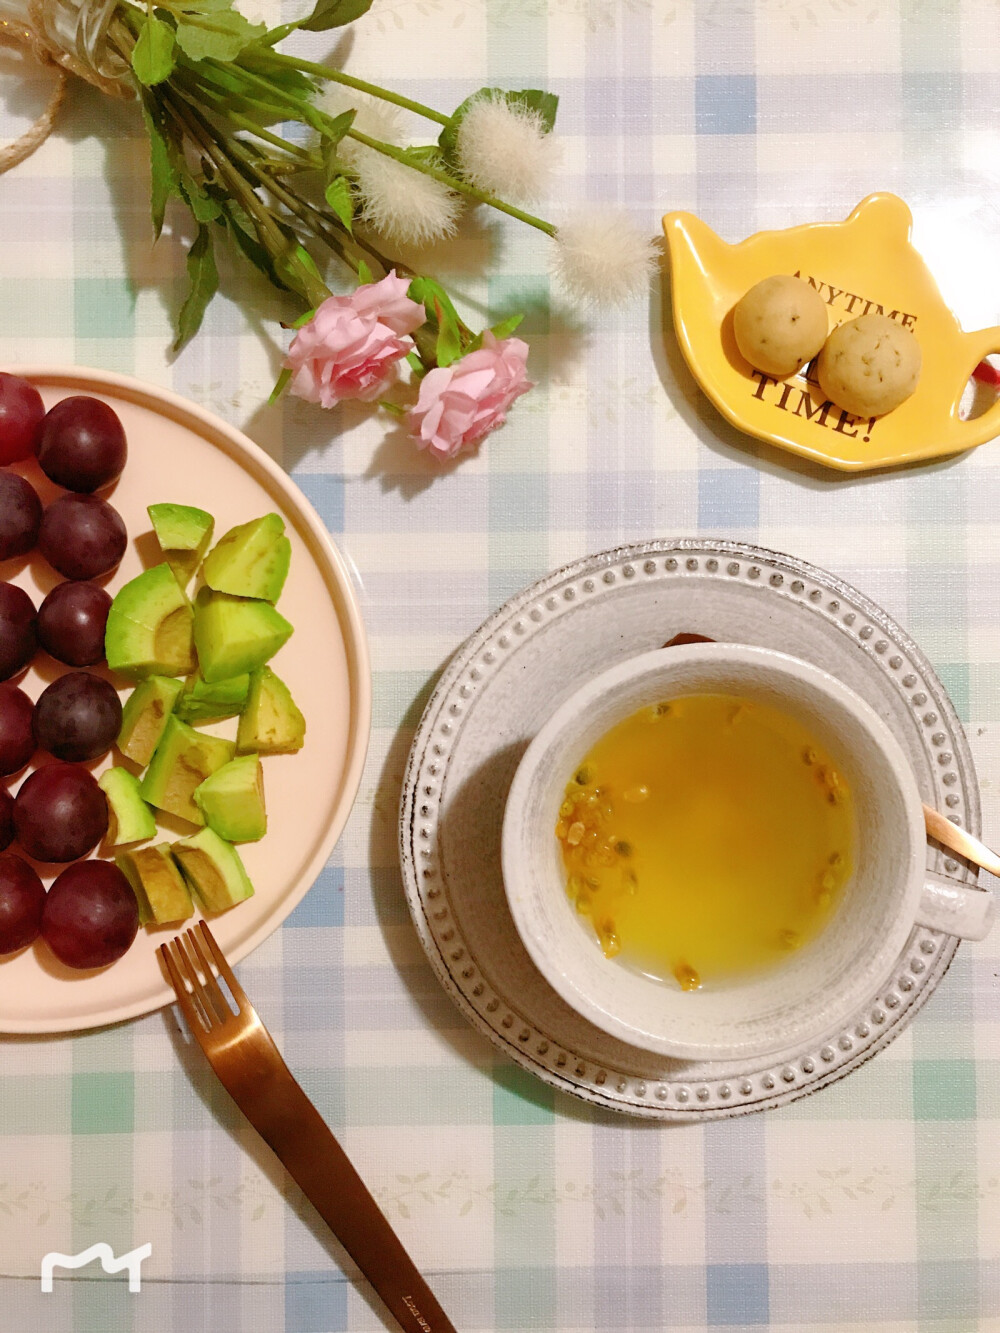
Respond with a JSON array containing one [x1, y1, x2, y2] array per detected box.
[[3, 1, 1000, 1329]]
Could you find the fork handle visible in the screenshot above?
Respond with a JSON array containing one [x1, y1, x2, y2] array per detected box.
[[238, 1068, 459, 1333]]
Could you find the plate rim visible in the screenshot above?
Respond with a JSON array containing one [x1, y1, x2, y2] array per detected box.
[[399, 538, 976, 1120], [0, 364, 372, 1034]]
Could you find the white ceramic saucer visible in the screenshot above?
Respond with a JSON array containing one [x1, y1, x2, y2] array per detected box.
[[398, 540, 978, 1120]]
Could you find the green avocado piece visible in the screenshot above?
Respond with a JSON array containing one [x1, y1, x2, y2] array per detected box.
[[175, 672, 250, 724], [106, 563, 196, 678], [193, 588, 293, 683], [148, 503, 215, 585], [193, 753, 266, 842], [236, 666, 306, 755], [172, 827, 255, 914], [98, 767, 157, 846], [202, 513, 291, 603], [117, 843, 194, 925], [117, 675, 183, 767], [139, 715, 235, 825]]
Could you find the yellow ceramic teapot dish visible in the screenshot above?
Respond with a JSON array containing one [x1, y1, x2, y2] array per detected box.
[[662, 193, 1000, 472]]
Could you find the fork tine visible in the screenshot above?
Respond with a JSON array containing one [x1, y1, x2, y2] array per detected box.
[[171, 935, 222, 1030], [197, 921, 251, 1011], [180, 929, 233, 1024], [159, 940, 210, 1036]]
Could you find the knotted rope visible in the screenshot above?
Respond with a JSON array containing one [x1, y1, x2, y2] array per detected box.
[[0, 0, 130, 174]]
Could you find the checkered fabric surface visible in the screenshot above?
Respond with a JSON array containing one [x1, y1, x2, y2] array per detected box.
[[2, 0, 1000, 1329]]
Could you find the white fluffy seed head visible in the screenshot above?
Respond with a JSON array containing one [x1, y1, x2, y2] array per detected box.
[[318, 87, 404, 145], [347, 144, 462, 245], [551, 208, 659, 304], [454, 93, 560, 203]]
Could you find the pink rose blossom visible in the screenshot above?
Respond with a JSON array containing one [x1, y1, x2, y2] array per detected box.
[[285, 271, 424, 408], [407, 333, 533, 459]]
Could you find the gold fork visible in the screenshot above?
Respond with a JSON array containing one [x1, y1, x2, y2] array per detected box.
[[160, 922, 459, 1333]]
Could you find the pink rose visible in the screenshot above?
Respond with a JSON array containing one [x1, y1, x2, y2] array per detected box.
[[407, 333, 533, 459], [285, 271, 425, 408]]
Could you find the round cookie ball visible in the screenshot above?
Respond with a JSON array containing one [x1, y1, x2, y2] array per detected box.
[[733, 275, 829, 378], [815, 313, 921, 418]]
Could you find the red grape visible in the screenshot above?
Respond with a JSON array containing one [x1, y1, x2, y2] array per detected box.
[[37, 581, 111, 666], [0, 788, 12, 852], [0, 374, 44, 466], [35, 396, 127, 493], [33, 672, 121, 762], [0, 472, 41, 560], [38, 493, 127, 580], [0, 582, 36, 680], [0, 853, 44, 954], [0, 683, 34, 775], [41, 860, 138, 969], [14, 763, 108, 861]]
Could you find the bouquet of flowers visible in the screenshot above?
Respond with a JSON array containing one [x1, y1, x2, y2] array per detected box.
[[0, 0, 656, 456]]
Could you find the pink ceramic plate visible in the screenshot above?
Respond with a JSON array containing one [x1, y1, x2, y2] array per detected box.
[[0, 366, 370, 1034]]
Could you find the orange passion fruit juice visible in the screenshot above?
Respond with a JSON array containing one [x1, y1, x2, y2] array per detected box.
[[554, 693, 854, 990]]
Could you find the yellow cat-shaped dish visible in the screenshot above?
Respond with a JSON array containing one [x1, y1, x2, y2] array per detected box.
[[662, 193, 1000, 471]]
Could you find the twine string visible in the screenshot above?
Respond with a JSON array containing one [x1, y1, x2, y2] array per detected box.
[[0, 0, 129, 174]]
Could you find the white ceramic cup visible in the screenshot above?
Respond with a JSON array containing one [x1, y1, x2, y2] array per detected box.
[[501, 643, 994, 1062]]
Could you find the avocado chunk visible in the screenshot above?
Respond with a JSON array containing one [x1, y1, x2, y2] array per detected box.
[[117, 843, 194, 925], [106, 563, 196, 678], [117, 675, 183, 766], [148, 503, 215, 585], [172, 827, 255, 914], [193, 753, 266, 842], [193, 588, 293, 683], [175, 671, 250, 725], [236, 666, 306, 755], [202, 513, 291, 603], [139, 715, 235, 825], [99, 767, 157, 845]]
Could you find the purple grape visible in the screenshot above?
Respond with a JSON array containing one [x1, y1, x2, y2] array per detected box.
[[0, 472, 41, 560], [35, 396, 127, 493], [38, 494, 127, 581], [0, 853, 44, 954], [41, 860, 138, 969], [33, 672, 121, 763], [0, 683, 34, 775], [0, 788, 12, 852], [37, 581, 111, 666], [13, 763, 108, 862], [0, 582, 36, 681], [0, 374, 44, 466]]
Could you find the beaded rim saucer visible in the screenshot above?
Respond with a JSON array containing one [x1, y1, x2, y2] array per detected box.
[[398, 539, 978, 1120]]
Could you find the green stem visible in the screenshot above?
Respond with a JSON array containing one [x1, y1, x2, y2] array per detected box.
[[263, 51, 450, 127], [166, 88, 331, 307], [346, 129, 557, 236]]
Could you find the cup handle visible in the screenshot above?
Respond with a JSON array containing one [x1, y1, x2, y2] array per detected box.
[[917, 873, 995, 941]]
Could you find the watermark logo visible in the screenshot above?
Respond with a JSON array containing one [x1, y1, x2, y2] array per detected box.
[[41, 1242, 152, 1293]]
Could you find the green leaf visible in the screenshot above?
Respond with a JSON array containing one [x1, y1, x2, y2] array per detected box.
[[174, 225, 219, 352], [357, 258, 373, 285], [273, 241, 323, 302], [298, 0, 374, 33], [291, 307, 317, 328], [131, 14, 176, 86], [323, 175, 354, 234], [138, 91, 180, 239], [433, 299, 461, 367], [438, 87, 558, 162], [222, 203, 285, 287], [174, 10, 265, 62], [506, 89, 559, 133], [490, 312, 524, 339], [178, 172, 223, 224]]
